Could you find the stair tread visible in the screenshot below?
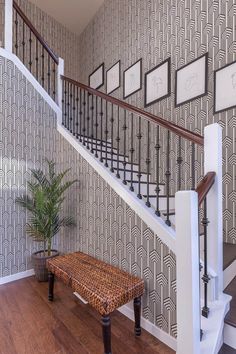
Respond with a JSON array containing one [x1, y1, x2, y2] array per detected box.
[[223, 243, 236, 270], [218, 344, 236, 353], [224, 277, 236, 328]]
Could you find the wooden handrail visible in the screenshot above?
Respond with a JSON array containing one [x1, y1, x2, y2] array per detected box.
[[13, 1, 59, 64], [61, 75, 204, 146], [196, 172, 216, 205]]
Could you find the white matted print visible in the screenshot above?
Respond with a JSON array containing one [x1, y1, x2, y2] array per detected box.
[[175, 53, 208, 107], [124, 59, 142, 99], [214, 60, 236, 113], [106, 61, 121, 95], [89, 63, 104, 90], [145, 58, 171, 107]]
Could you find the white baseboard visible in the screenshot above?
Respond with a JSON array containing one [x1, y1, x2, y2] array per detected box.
[[0, 269, 35, 285], [224, 323, 236, 349], [118, 303, 177, 351], [224, 260, 236, 289]]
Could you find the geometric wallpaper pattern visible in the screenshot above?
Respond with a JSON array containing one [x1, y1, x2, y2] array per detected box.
[[78, 0, 236, 243], [0, 55, 177, 338]]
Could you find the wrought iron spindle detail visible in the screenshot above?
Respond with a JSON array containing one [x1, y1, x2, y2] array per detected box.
[[100, 98, 104, 162], [22, 22, 25, 64], [76, 86, 79, 138], [41, 46, 45, 88], [165, 130, 171, 226], [62, 80, 65, 126], [47, 54, 51, 96], [110, 105, 114, 173], [15, 12, 18, 56], [130, 113, 134, 192], [116, 107, 120, 178], [91, 95, 94, 153], [177, 136, 183, 191], [122, 110, 127, 185], [146, 121, 151, 207], [53, 62, 56, 100], [29, 30, 32, 72], [104, 101, 109, 167], [86, 92, 91, 149], [36, 40, 39, 80], [72, 84, 76, 136], [191, 142, 195, 190], [82, 90, 86, 145], [66, 81, 70, 130], [201, 198, 210, 318], [137, 117, 142, 199], [95, 96, 98, 157], [79, 88, 82, 141], [155, 126, 161, 216], [70, 84, 73, 133]]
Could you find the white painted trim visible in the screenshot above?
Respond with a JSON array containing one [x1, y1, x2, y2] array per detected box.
[[224, 259, 236, 289], [0, 48, 61, 116], [118, 303, 177, 351], [4, 0, 13, 52], [204, 123, 223, 297], [175, 190, 200, 354], [224, 323, 236, 350], [57, 123, 176, 252], [0, 269, 35, 285]]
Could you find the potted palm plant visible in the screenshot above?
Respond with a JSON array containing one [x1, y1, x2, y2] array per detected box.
[[16, 159, 77, 282]]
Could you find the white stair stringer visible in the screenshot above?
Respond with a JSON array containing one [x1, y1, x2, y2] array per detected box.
[[57, 123, 177, 253]]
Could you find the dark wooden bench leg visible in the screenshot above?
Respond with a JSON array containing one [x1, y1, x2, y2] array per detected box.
[[102, 315, 112, 354], [134, 296, 141, 336], [48, 271, 54, 301]]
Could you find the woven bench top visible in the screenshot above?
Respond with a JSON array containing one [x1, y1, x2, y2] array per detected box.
[[47, 252, 144, 315]]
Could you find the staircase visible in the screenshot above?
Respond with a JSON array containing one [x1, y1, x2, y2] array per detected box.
[[2, 0, 236, 353]]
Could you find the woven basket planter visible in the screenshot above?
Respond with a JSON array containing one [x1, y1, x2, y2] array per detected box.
[[32, 250, 59, 282]]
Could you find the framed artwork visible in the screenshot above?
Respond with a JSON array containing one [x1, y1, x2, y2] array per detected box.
[[214, 60, 236, 114], [144, 58, 171, 107], [123, 59, 142, 99], [106, 60, 121, 95], [89, 63, 104, 90], [175, 53, 208, 107]]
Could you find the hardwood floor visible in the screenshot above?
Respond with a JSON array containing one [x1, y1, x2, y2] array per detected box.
[[0, 276, 174, 354]]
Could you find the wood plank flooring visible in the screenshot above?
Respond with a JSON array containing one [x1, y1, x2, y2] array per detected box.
[[0, 276, 174, 354]]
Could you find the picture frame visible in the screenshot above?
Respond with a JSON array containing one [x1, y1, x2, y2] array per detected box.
[[123, 59, 142, 99], [214, 60, 236, 114], [175, 53, 208, 107], [106, 60, 121, 95], [89, 63, 104, 90], [144, 58, 171, 107]]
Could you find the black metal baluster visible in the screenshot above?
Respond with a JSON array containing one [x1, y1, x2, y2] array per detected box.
[[202, 198, 210, 318], [155, 126, 161, 216], [66, 81, 70, 130], [123, 110, 127, 184], [83, 90, 86, 145], [22, 21, 25, 64], [36, 40, 39, 80], [95, 96, 98, 158], [191, 142, 195, 190], [61, 80, 65, 126], [104, 101, 109, 167], [86, 92, 90, 149], [146, 121, 151, 207], [70, 84, 73, 133], [165, 130, 171, 226], [130, 113, 134, 192], [29, 30, 32, 72], [137, 116, 142, 199], [91, 95, 94, 153], [15, 11, 18, 56], [72, 84, 76, 136], [53, 61, 56, 100], [76, 86, 79, 139], [177, 136, 183, 191], [100, 98, 104, 162], [110, 104, 114, 173], [79, 89, 82, 141], [47, 54, 51, 96], [116, 106, 120, 178], [41, 46, 45, 88]]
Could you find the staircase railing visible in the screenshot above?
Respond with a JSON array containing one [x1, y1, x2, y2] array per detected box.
[[12, 0, 58, 100], [3, 1, 223, 353]]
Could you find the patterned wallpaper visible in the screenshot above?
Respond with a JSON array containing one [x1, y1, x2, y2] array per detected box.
[[0, 54, 177, 338], [14, 0, 80, 80], [78, 0, 236, 244], [0, 1, 4, 47]]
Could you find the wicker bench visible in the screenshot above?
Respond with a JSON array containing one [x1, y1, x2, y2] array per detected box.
[[47, 251, 145, 354]]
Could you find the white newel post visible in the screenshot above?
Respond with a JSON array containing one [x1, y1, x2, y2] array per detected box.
[[176, 190, 200, 354], [204, 123, 223, 298], [57, 57, 64, 125], [4, 0, 13, 52]]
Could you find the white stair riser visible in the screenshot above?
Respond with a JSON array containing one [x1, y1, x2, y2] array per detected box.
[[224, 324, 236, 349]]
